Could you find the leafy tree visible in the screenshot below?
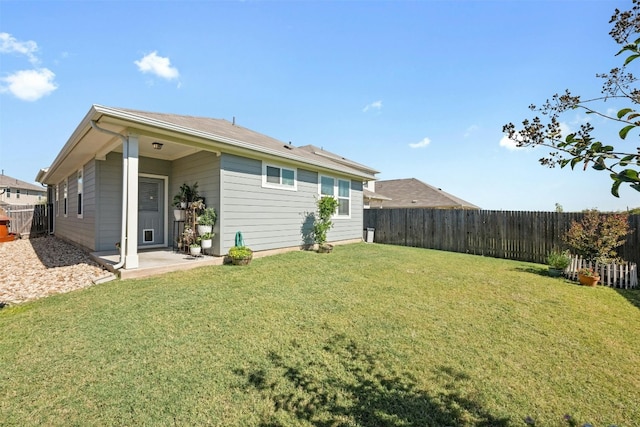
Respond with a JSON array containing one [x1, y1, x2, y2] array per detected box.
[[503, 1, 640, 197], [564, 210, 632, 263]]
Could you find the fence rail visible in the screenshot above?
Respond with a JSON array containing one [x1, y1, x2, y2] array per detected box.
[[363, 208, 640, 268], [2, 204, 49, 236]]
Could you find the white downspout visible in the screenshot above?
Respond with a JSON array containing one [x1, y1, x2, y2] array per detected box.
[[90, 120, 128, 270]]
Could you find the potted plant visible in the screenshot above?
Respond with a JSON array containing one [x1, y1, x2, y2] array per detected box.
[[173, 182, 201, 220], [190, 237, 202, 256], [578, 267, 600, 287], [197, 207, 217, 235], [228, 246, 253, 265], [185, 182, 200, 207], [173, 183, 190, 221], [546, 249, 570, 277], [313, 196, 339, 253], [173, 183, 189, 208], [190, 199, 206, 214], [181, 225, 196, 252], [200, 232, 214, 253]]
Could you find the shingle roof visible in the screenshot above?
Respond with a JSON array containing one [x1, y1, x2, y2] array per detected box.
[[0, 174, 45, 193], [371, 178, 480, 209], [113, 107, 377, 179]]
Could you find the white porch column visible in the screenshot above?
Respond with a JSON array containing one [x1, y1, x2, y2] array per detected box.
[[124, 133, 139, 269]]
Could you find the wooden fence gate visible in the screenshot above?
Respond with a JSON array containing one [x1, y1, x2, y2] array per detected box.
[[2, 204, 49, 236]]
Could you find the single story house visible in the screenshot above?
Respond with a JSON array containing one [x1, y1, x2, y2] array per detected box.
[[366, 178, 480, 209], [36, 105, 379, 270], [0, 173, 47, 206]]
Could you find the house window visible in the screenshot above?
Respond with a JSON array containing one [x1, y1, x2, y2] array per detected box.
[[320, 176, 334, 196], [77, 169, 83, 218], [5, 188, 10, 198], [318, 176, 351, 218], [338, 179, 350, 216], [262, 163, 297, 190], [16, 189, 20, 199], [63, 179, 68, 217]]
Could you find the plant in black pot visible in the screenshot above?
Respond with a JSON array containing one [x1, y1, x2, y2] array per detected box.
[[546, 249, 570, 277]]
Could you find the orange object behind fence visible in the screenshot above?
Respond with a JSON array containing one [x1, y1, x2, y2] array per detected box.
[[0, 214, 17, 242]]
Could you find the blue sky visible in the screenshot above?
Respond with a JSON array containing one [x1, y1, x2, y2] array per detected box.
[[1, 0, 639, 212]]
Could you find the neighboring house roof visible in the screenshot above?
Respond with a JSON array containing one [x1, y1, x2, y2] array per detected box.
[[37, 105, 378, 185], [371, 178, 480, 209], [0, 173, 46, 193]]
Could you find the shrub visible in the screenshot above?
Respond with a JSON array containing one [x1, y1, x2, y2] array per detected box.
[[228, 246, 253, 260], [313, 196, 339, 246], [547, 249, 571, 269], [564, 210, 632, 263]]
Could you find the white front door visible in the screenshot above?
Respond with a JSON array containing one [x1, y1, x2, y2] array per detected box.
[[138, 176, 165, 247]]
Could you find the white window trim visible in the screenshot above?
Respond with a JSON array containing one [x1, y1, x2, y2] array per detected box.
[[56, 185, 59, 217], [77, 168, 84, 219], [262, 162, 297, 191], [318, 175, 351, 219]]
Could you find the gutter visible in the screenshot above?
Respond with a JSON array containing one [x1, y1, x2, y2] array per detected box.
[[90, 120, 127, 270]]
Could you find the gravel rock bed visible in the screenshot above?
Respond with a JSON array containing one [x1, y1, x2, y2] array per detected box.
[[0, 235, 108, 305]]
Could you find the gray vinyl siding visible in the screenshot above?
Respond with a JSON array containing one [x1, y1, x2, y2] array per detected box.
[[171, 151, 221, 252], [95, 153, 123, 251], [219, 153, 364, 254], [52, 161, 96, 250]]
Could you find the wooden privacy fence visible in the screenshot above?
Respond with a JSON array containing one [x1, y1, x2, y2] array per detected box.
[[363, 208, 640, 268], [3, 204, 49, 236], [565, 256, 637, 289]]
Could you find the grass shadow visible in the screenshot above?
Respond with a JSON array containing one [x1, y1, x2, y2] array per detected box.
[[616, 288, 640, 310], [513, 266, 552, 278], [234, 334, 509, 426], [300, 211, 315, 249]]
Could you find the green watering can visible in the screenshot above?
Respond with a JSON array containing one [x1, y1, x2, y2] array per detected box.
[[235, 231, 245, 247]]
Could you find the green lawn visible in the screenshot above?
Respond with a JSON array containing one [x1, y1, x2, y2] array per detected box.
[[1, 243, 639, 426]]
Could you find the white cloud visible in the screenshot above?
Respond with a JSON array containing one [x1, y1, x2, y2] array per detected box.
[[134, 51, 180, 80], [464, 124, 479, 138], [0, 32, 39, 64], [499, 134, 521, 151], [409, 137, 431, 149], [0, 68, 58, 101], [363, 100, 382, 112]]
